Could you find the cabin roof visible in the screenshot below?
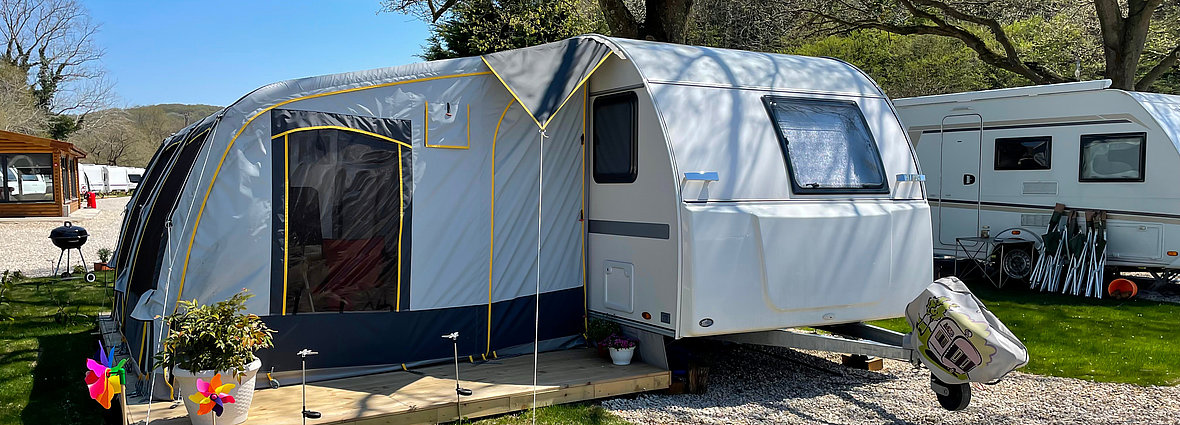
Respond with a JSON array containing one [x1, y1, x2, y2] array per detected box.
[[0, 129, 87, 157]]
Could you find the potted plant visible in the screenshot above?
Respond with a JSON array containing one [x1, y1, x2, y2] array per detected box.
[[586, 318, 620, 357], [94, 248, 112, 271], [603, 333, 638, 366], [156, 291, 275, 425]]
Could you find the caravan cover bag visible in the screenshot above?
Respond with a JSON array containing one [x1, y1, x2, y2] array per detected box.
[[905, 277, 1028, 384]]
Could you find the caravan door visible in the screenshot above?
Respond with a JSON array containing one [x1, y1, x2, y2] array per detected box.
[[938, 114, 983, 244], [586, 90, 678, 335]]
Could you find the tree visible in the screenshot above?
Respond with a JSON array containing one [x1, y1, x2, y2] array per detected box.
[[419, 0, 602, 60], [791, 30, 993, 97], [0, 0, 111, 136], [70, 109, 140, 166], [0, 61, 44, 134], [382, 0, 694, 43], [803, 0, 1179, 91], [596, 0, 693, 42]]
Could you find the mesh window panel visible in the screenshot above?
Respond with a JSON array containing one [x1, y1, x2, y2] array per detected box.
[[1080, 133, 1145, 182], [764, 97, 887, 193], [283, 129, 412, 314]]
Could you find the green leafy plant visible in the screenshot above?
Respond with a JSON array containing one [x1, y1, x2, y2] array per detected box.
[[586, 318, 620, 344], [97, 248, 112, 264], [50, 289, 83, 325], [71, 265, 85, 275], [156, 290, 275, 378], [11, 270, 25, 281]]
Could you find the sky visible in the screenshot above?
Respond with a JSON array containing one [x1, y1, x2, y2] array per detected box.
[[85, 0, 431, 107]]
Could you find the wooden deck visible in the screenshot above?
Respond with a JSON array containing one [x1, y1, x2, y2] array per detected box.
[[126, 348, 668, 424]]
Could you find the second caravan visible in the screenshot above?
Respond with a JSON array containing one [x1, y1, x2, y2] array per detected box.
[[896, 80, 1180, 281]]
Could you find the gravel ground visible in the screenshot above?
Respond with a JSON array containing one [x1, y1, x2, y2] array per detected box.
[[603, 342, 1180, 425], [0, 196, 129, 277]]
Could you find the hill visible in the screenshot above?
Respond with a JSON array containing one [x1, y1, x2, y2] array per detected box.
[[70, 103, 222, 167]]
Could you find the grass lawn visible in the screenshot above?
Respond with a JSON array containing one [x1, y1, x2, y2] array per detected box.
[[872, 279, 1180, 386], [0, 270, 114, 425], [470, 404, 629, 425]]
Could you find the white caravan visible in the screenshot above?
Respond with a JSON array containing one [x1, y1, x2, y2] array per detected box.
[[113, 36, 934, 397], [105, 165, 131, 193], [126, 167, 145, 191], [79, 163, 106, 193], [896, 80, 1180, 281]]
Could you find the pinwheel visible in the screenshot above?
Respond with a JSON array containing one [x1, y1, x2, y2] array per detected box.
[[83, 341, 126, 409], [189, 374, 236, 417]]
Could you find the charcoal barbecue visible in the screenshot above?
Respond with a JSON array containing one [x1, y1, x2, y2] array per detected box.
[[48, 221, 95, 282]]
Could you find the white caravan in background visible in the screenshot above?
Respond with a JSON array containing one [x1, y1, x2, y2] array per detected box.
[[105, 166, 131, 193], [126, 167, 145, 192], [79, 163, 108, 193], [896, 80, 1180, 282]]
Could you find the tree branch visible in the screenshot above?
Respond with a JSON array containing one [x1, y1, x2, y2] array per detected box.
[[1136, 42, 1180, 90]]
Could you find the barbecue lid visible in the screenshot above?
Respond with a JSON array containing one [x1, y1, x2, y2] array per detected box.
[[49, 221, 88, 239]]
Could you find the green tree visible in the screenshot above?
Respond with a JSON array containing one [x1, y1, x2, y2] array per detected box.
[[0, 62, 44, 134], [419, 0, 602, 60], [791, 30, 992, 98], [802, 0, 1179, 91], [1, 0, 112, 137]]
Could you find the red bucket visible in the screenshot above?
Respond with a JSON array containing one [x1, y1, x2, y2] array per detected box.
[[1107, 278, 1137, 300]]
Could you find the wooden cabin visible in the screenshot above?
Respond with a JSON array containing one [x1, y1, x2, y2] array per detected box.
[[0, 130, 87, 218]]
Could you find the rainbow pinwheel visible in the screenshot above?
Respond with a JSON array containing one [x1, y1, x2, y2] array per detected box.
[[189, 374, 236, 416], [83, 341, 126, 409]]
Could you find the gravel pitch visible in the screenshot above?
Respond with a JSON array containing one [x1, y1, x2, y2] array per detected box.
[[0, 196, 129, 277], [603, 342, 1180, 425]]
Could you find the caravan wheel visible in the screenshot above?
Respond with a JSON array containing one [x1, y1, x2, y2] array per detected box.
[[1001, 246, 1033, 281], [930, 375, 971, 411]]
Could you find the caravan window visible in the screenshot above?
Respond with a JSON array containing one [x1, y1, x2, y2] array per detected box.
[[763, 97, 888, 194], [592, 92, 638, 183], [1079, 132, 1145, 182], [994, 136, 1051, 170]]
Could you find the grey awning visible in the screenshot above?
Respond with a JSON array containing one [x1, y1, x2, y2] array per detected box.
[[482, 35, 618, 130]]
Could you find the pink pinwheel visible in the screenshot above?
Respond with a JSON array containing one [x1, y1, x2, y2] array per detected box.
[[84, 341, 125, 409], [189, 374, 236, 416]]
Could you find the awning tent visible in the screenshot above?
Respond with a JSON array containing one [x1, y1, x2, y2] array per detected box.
[[112, 36, 619, 387]]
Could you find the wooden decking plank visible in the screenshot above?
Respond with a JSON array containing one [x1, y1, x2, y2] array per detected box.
[[127, 348, 666, 424]]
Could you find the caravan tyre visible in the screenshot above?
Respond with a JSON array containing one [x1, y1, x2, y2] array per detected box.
[[930, 375, 971, 411], [1001, 246, 1033, 281]]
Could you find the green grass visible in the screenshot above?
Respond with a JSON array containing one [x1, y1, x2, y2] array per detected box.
[[469, 404, 629, 425], [0, 271, 115, 425], [872, 280, 1180, 386]]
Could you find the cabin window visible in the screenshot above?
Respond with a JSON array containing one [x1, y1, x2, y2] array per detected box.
[[762, 97, 888, 194], [274, 109, 413, 315], [592, 92, 638, 183], [994, 136, 1051, 170], [0, 153, 54, 203], [1079, 132, 1145, 182]]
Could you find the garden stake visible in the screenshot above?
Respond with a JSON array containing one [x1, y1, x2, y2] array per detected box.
[[442, 332, 472, 421], [297, 349, 321, 423]]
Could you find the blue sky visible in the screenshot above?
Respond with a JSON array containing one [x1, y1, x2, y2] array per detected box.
[[86, 0, 430, 107]]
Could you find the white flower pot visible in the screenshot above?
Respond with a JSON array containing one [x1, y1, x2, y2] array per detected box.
[[609, 347, 635, 365], [172, 357, 262, 425]]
